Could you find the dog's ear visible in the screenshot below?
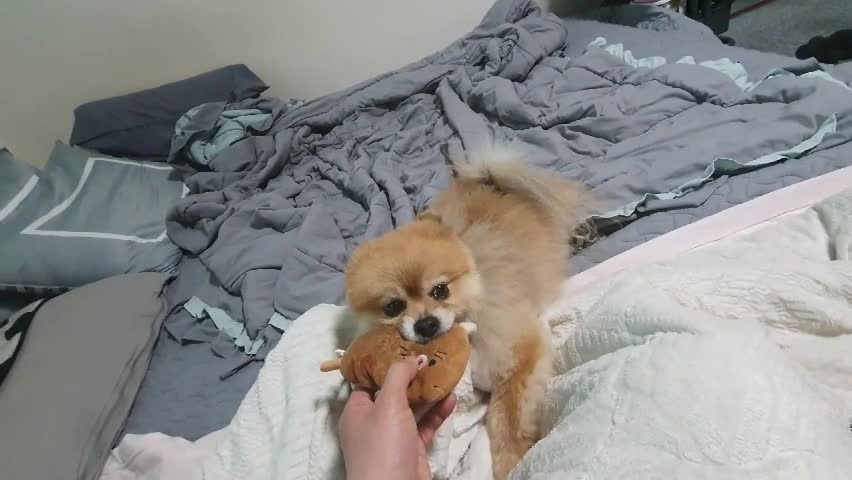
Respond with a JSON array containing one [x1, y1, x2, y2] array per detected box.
[[417, 212, 444, 224]]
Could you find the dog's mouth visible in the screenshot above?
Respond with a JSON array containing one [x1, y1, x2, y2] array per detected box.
[[402, 324, 452, 344], [407, 328, 449, 344], [401, 309, 462, 343]]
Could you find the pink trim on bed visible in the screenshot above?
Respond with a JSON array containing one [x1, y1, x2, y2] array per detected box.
[[566, 165, 852, 292]]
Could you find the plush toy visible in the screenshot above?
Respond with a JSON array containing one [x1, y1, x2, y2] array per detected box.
[[320, 322, 476, 405]]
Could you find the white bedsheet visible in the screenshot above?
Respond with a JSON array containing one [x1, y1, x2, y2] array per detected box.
[[103, 188, 852, 480], [531, 188, 852, 479], [568, 163, 852, 290]]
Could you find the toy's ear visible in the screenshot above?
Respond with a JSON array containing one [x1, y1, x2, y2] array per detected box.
[[459, 321, 477, 334]]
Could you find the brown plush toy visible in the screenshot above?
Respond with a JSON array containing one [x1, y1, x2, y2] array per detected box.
[[320, 322, 476, 405]]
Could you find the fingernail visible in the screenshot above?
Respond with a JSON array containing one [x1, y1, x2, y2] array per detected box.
[[416, 355, 427, 370]]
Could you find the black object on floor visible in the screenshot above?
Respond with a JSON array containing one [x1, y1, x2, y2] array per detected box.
[[796, 29, 852, 64], [686, 0, 735, 35]]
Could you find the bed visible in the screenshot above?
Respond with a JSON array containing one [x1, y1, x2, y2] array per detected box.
[[104, 178, 852, 479], [3, 0, 852, 478], [126, 0, 852, 441]]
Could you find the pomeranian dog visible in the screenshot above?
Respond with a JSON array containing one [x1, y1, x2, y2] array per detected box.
[[344, 145, 587, 479]]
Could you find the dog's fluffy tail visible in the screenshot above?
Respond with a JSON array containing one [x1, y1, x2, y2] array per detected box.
[[454, 145, 592, 240]]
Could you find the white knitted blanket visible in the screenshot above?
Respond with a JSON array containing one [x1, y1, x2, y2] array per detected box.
[[200, 305, 490, 480], [198, 190, 852, 480]]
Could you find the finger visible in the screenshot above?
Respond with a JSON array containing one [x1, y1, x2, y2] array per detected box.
[[348, 387, 374, 406], [412, 402, 434, 419], [417, 393, 457, 447], [377, 355, 426, 405], [340, 387, 373, 424]]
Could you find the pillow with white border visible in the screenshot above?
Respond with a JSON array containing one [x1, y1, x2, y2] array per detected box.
[[0, 142, 185, 293]]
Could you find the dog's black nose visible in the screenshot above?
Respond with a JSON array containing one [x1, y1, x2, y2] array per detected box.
[[414, 316, 440, 339]]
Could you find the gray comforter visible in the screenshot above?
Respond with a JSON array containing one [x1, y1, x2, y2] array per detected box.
[[548, 17, 852, 271], [127, 0, 852, 439]]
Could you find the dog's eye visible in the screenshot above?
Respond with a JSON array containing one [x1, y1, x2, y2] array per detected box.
[[383, 299, 407, 318], [430, 283, 450, 301]]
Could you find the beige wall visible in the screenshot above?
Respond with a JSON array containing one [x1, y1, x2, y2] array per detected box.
[[0, 1, 600, 168], [0, 0, 501, 167]]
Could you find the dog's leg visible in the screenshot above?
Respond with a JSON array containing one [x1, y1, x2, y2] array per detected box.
[[486, 330, 552, 480]]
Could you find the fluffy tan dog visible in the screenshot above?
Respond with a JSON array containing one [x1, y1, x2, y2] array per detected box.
[[345, 146, 587, 479]]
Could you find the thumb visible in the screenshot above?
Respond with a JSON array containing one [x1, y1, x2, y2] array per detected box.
[[377, 355, 426, 406]]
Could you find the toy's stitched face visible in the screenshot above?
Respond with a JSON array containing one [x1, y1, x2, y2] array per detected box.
[[345, 220, 483, 343], [335, 324, 472, 405], [405, 349, 452, 396], [422, 352, 449, 394], [400, 349, 445, 368], [398, 342, 444, 363], [427, 349, 447, 367]]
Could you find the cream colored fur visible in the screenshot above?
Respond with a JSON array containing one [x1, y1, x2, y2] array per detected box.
[[345, 145, 587, 479]]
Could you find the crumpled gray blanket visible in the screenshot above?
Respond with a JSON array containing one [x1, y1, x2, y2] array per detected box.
[[162, 0, 852, 373]]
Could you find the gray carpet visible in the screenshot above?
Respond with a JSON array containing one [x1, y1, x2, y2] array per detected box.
[[727, 0, 852, 58]]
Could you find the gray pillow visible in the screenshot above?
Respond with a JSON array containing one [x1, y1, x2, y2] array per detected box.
[[0, 272, 170, 480], [0, 143, 184, 293], [69, 64, 268, 161]]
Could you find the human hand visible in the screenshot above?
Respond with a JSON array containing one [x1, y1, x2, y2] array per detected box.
[[338, 355, 457, 480]]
